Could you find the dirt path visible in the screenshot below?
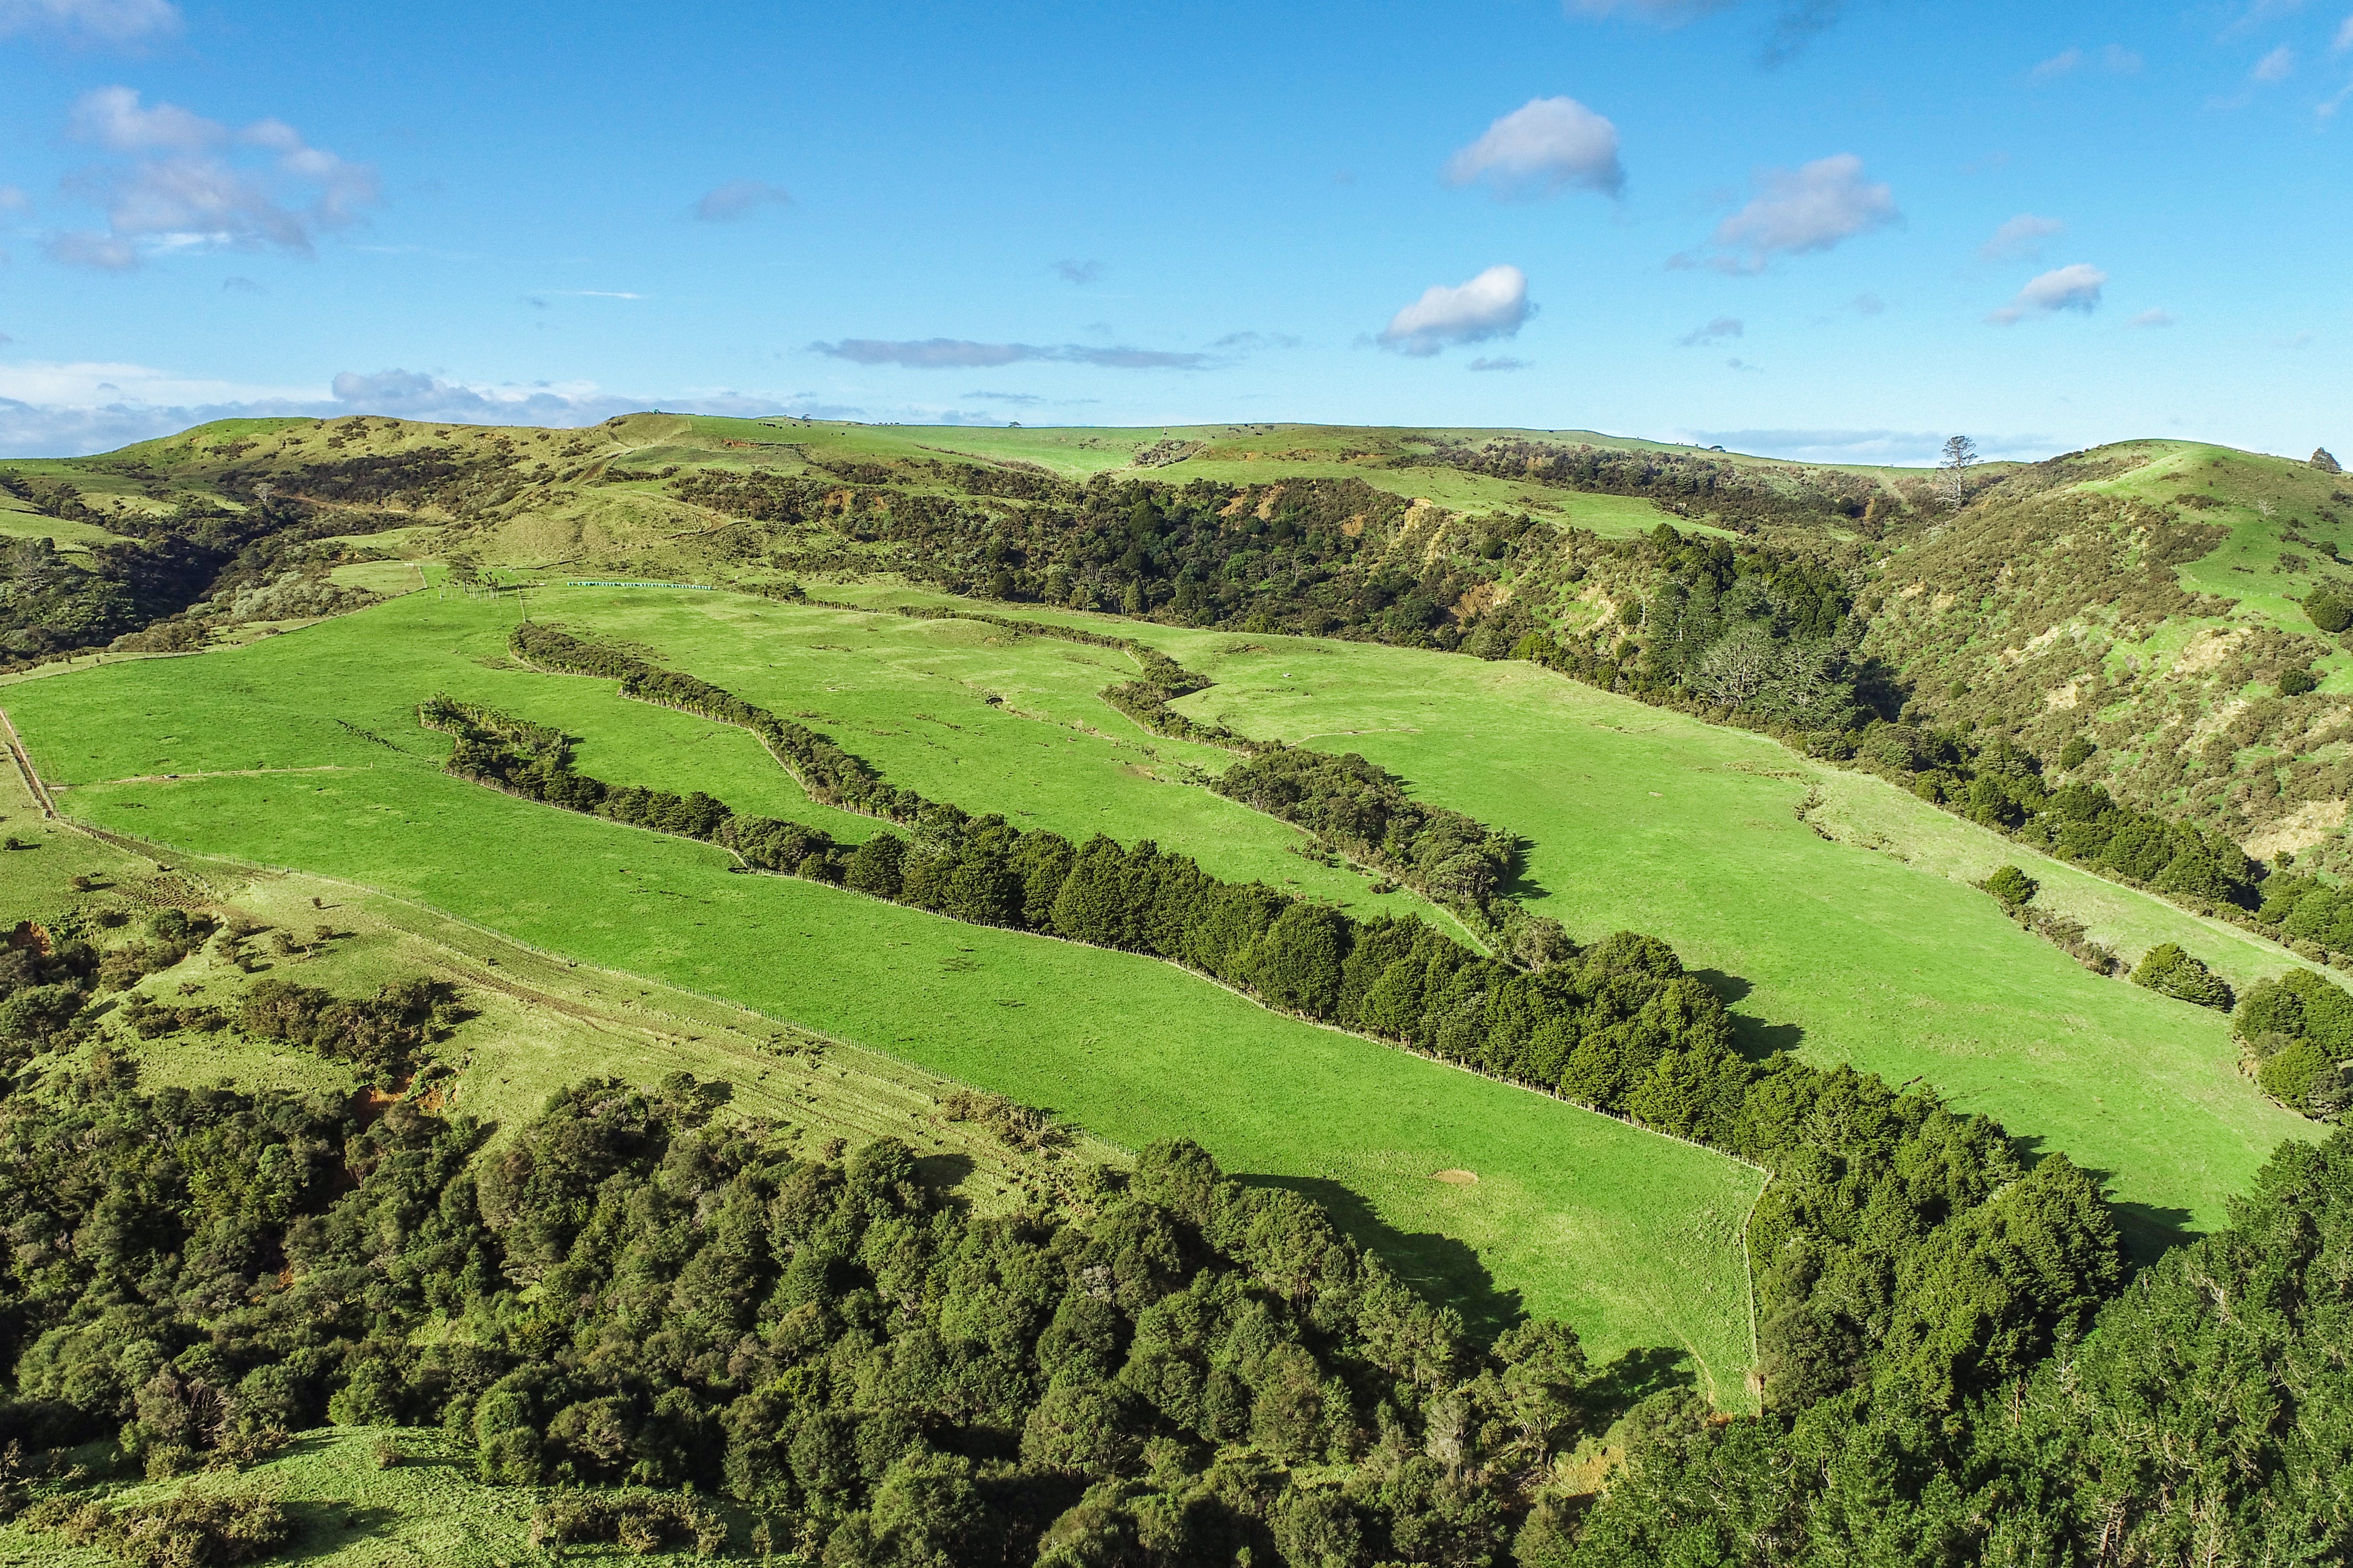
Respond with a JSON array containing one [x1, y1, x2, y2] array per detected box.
[[62, 764, 361, 789]]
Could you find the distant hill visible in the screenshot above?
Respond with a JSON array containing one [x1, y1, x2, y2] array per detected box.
[[2, 412, 2346, 883]]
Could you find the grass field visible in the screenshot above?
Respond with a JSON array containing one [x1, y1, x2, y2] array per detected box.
[[0, 1428, 648, 1568], [1138, 622, 2317, 1251], [0, 592, 1768, 1400]]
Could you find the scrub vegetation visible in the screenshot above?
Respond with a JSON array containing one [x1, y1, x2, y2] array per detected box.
[[2, 413, 2352, 1564]]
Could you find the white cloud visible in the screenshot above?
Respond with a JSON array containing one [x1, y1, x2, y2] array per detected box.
[[2254, 44, 2297, 81], [1676, 153, 1898, 274], [2031, 43, 2143, 79], [1987, 263, 2107, 324], [811, 338, 1214, 370], [692, 180, 790, 222], [1467, 356, 1531, 371], [1445, 97, 1624, 199], [1676, 315, 1743, 347], [45, 87, 376, 269], [0, 0, 179, 43], [1377, 265, 1534, 356], [2337, 13, 2353, 50], [2322, 78, 2353, 118], [1979, 212, 2065, 261], [2129, 308, 2178, 328]]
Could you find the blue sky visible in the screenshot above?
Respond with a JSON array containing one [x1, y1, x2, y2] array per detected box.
[[0, 0, 2346, 463]]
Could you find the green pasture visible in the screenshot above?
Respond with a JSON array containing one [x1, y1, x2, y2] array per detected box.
[[1129, 624, 2314, 1250], [0, 593, 1767, 1397]]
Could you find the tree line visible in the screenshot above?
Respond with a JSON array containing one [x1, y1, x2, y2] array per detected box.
[[0, 1058, 1583, 1564], [425, 668, 2126, 1433]]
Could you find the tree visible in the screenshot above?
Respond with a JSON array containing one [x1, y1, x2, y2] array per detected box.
[[1983, 865, 2038, 909], [1939, 435, 1979, 507]]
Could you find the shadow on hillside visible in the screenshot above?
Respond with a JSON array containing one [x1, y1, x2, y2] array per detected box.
[[1693, 969, 1804, 1061], [2016, 1137, 2202, 1266], [1243, 1173, 1524, 1345], [1584, 1344, 1700, 1428]]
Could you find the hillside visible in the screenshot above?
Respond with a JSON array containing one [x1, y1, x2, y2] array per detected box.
[[2, 414, 2351, 1566]]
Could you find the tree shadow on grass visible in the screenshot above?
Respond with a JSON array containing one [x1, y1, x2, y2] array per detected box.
[[1583, 1344, 1700, 1430], [1241, 1173, 1525, 1345], [1693, 968, 1803, 1062], [2013, 1135, 2202, 1266]]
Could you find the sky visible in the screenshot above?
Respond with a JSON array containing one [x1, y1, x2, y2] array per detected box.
[[0, 0, 2347, 465]]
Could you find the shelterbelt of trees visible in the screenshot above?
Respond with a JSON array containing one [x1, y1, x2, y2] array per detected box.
[[430, 631, 2127, 1434]]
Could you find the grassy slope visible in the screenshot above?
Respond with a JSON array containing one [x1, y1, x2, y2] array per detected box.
[[1124, 622, 2315, 1249], [0, 594, 1766, 1397]]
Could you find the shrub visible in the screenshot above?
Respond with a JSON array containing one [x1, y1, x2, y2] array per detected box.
[[2304, 589, 2353, 635], [2279, 666, 2320, 696], [2058, 735, 2094, 770], [530, 1487, 725, 1557], [23, 1482, 294, 1567], [2131, 943, 2234, 1009], [1984, 865, 2038, 908]]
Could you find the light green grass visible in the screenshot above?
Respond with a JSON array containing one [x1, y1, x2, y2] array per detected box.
[[1137, 626, 2315, 1252], [0, 1427, 634, 1568], [0, 594, 1766, 1397]]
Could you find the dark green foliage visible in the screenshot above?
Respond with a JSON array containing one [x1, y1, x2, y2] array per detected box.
[[2278, 665, 2319, 696], [2129, 942, 2234, 1011], [2235, 968, 2353, 1117], [0, 1059, 1582, 1565], [505, 626, 929, 822], [236, 976, 458, 1083], [2303, 586, 2353, 634], [1981, 864, 2036, 908], [2058, 733, 2094, 770], [530, 1486, 725, 1555], [1570, 1128, 2353, 1566], [1212, 745, 1517, 918], [21, 1481, 294, 1566]]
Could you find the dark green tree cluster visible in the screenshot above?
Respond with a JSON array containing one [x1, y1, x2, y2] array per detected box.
[[677, 466, 1519, 647], [0, 1060, 1599, 1565], [1399, 441, 1885, 534], [236, 976, 458, 1085], [2234, 968, 2353, 1116], [2128, 942, 2233, 1011], [1211, 747, 1517, 916], [0, 926, 99, 1070], [2254, 871, 2353, 953], [507, 626, 929, 823], [1839, 728, 2261, 906], [1558, 1128, 2353, 1567]]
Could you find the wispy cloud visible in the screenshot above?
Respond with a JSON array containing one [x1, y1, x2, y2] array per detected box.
[[1673, 153, 1898, 274], [1051, 258, 1102, 284], [2031, 43, 2144, 79], [810, 338, 1214, 370], [961, 390, 1046, 405], [2337, 13, 2353, 50], [1978, 212, 2065, 262], [2253, 44, 2297, 81], [1467, 356, 1531, 371], [1562, 1, 1853, 65], [692, 180, 790, 222], [1676, 315, 1743, 347], [44, 87, 376, 269], [0, 0, 180, 44], [2129, 308, 2177, 328], [1850, 292, 1886, 316], [1446, 96, 1624, 198], [1377, 265, 1534, 356], [1987, 262, 2107, 325]]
